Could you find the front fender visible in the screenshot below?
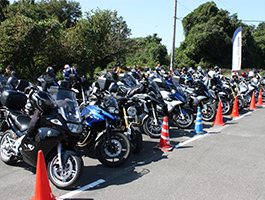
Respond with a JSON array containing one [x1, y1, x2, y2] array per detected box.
[[62, 150, 82, 165]]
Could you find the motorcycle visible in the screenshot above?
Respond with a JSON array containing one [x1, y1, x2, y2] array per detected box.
[[160, 81, 194, 129], [86, 82, 143, 154], [78, 104, 131, 167], [102, 93, 143, 154], [126, 77, 168, 138], [0, 87, 84, 189], [182, 78, 217, 121]]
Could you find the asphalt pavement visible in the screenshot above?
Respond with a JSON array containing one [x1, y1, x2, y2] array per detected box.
[[1, 104, 265, 200]]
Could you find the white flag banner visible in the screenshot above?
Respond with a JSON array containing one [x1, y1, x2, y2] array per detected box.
[[232, 26, 242, 71]]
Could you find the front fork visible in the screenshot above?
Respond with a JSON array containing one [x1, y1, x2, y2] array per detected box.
[[178, 105, 185, 119], [57, 142, 63, 170], [122, 107, 137, 139], [151, 103, 159, 125]]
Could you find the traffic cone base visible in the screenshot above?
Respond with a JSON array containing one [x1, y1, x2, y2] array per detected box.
[[256, 89, 264, 106], [190, 107, 207, 135], [153, 116, 174, 152], [212, 101, 225, 126], [248, 92, 257, 109], [229, 96, 240, 118], [30, 150, 57, 200]]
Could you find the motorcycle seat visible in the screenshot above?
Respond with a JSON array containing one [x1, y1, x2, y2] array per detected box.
[[9, 110, 31, 132]]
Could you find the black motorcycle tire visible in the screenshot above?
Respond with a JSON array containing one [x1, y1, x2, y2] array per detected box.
[[143, 112, 164, 138], [47, 152, 83, 189], [201, 103, 216, 121], [0, 130, 17, 165], [172, 109, 194, 129], [95, 132, 131, 167], [220, 97, 231, 115], [130, 123, 143, 154]]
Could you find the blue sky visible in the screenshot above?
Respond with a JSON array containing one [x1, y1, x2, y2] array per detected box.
[[9, 0, 265, 54]]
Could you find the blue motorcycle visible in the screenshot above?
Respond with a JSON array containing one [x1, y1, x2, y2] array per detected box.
[[78, 105, 131, 167], [161, 78, 194, 129]]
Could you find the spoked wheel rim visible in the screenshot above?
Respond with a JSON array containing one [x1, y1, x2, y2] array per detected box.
[[0, 132, 15, 161], [104, 139, 122, 157], [144, 115, 164, 137], [48, 154, 82, 189]]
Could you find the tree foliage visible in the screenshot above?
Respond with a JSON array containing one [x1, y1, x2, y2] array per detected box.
[[0, 14, 64, 80], [125, 34, 169, 69], [176, 1, 263, 70], [252, 22, 265, 67], [62, 9, 132, 78]]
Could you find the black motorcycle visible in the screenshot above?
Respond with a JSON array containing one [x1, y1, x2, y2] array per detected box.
[[184, 78, 217, 121], [0, 88, 84, 189], [103, 93, 143, 154], [126, 77, 168, 138]]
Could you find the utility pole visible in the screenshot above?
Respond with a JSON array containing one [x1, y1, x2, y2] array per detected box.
[[170, 0, 177, 71]]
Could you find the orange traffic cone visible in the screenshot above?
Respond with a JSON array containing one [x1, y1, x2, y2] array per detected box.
[[154, 116, 173, 152], [30, 150, 57, 200], [248, 91, 257, 109], [256, 89, 264, 106], [212, 101, 225, 126], [229, 96, 240, 118]]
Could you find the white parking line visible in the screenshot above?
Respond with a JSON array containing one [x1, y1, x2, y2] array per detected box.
[[174, 132, 209, 149], [59, 179, 106, 199]]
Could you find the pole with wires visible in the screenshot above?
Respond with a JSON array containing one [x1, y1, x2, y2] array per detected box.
[[170, 0, 177, 72]]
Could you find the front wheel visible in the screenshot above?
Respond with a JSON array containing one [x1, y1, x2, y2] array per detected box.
[[234, 96, 246, 111], [0, 130, 17, 165], [220, 97, 231, 115], [172, 108, 194, 129], [95, 132, 131, 167], [47, 152, 83, 189], [129, 123, 143, 154], [143, 113, 164, 138], [201, 103, 216, 121]]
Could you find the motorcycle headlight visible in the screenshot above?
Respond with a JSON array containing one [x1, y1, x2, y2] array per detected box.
[[108, 106, 119, 114], [67, 123, 83, 134], [127, 106, 137, 117]]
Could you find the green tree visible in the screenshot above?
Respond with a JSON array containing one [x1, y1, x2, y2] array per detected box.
[[253, 22, 265, 68], [0, 14, 64, 80], [63, 9, 131, 78], [0, 0, 10, 22], [8, 0, 82, 28], [175, 1, 261, 70], [125, 33, 169, 69], [39, 0, 82, 28]]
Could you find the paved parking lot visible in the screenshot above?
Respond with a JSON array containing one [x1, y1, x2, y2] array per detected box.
[[1, 105, 265, 200]]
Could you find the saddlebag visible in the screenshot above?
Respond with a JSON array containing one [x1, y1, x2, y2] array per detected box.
[[1, 90, 27, 110]]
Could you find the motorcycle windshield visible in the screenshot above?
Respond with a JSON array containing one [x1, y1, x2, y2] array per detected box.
[[148, 78, 162, 99], [103, 95, 119, 109], [0, 78, 11, 93], [52, 89, 82, 123]]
